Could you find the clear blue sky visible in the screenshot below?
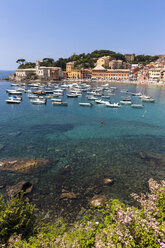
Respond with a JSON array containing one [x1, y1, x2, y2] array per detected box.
[[0, 0, 165, 70]]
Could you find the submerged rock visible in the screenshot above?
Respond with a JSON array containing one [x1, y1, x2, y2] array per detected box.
[[103, 178, 114, 185], [139, 152, 165, 166], [8, 131, 21, 137], [59, 164, 71, 175], [0, 158, 49, 173], [6, 181, 33, 197], [60, 192, 77, 199], [0, 144, 5, 151], [89, 195, 107, 208]]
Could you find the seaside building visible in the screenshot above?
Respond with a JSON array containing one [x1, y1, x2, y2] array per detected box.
[[148, 68, 161, 81], [66, 61, 81, 79], [16, 68, 36, 80], [16, 61, 62, 80], [66, 62, 75, 73], [92, 65, 130, 80], [81, 69, 92, 79], [92, 65, 107, 80], [106, 69, 130, 80]]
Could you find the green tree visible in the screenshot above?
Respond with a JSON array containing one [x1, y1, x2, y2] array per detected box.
[[16, 59, 26, 65]]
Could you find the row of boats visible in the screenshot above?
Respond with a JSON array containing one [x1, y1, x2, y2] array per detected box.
[[5, 83, 156, 109]]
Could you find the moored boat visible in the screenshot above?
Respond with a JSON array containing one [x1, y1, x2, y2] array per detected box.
[[31, 98, 46, 104], [120, 100, 132, 105], [106, 102, 121, 108], [79, 103, 93, 107], [6, 97, 21, 104], [52, 101, 68, 106], [131, 104, 144, 108], [6, 89, 22, 95], [67, 94, 78, 98], [141, 98, 155, 103]]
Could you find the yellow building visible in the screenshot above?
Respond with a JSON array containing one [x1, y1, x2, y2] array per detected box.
[[66, 62, 81, 79], [66, 62, 75, 73]]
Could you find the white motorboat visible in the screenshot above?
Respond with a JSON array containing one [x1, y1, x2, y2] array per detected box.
[[131, 92, 142, 96], [27, 94, 38, 99], [66, 94, 78, 98], [139, 95, 152, 99], [51, 98, 62, 102], [53, 93, 63, 97], [131, 104, 144, 108], [6, 89, 22, 95], [87, 96, 98, 100], [141, 98, 155, 103], [79, 103, 93, 107], [106, 102, 121, 108], [95, 99, 109, 104], [31, 98, 46, 105], [6, 97, 21, 104], [120, 100, 132, 105]]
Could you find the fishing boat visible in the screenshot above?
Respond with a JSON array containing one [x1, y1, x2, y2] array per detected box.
[[6, 97, 21, 104], [79, 103, 93, 107], [106, 102, 121, 108], [31, 98, 46, 105], [131, 104, 144, 108], [52, 101, 68, 106]]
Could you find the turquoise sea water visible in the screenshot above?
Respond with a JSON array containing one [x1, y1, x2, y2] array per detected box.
[[0, 78, 165, 221]]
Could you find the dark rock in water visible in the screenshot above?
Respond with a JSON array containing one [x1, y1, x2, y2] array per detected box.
[[89, 195, 107, 208], [0, 158, 49, 173], [60, 192, 77, 199], [31, 123, 74, 134], [139, 152, 165, 166], [103, 178, 114, 186], [6, 181, 33, 197], [59, 164, 71, 175], [0, 144, 5, 151]]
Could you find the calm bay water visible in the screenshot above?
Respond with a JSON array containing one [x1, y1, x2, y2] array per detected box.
[[0, 78, 165, 221]]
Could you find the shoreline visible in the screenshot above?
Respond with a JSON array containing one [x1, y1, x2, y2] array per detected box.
[[1, 76, 165, 88]]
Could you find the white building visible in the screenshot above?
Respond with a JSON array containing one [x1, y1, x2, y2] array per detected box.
[[16, 60, 62, 80]]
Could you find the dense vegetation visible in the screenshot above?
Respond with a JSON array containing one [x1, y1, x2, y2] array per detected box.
[[131, 55, 159, 65], [16, 50, 159, 70], [0, 178, 165, 247]]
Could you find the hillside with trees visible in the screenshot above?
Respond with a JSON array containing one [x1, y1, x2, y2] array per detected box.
[[16, 50, 159, 70]]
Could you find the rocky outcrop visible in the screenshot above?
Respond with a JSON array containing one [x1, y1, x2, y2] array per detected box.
[[0, 158, 49, 173], [6, 181, 33, 197], [89, 195, 107, 208], [139, 152, 165, 166]]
